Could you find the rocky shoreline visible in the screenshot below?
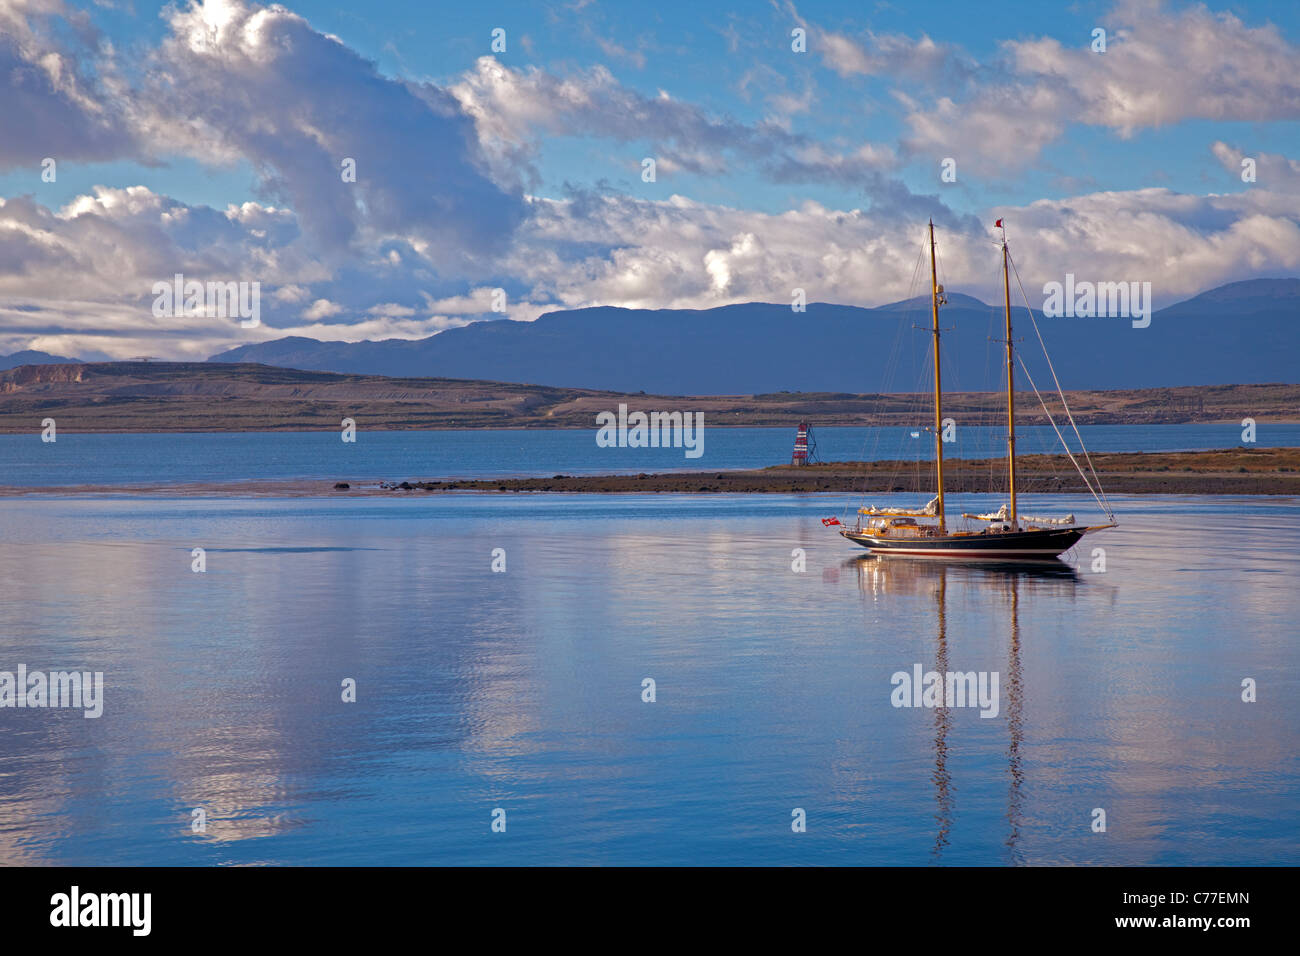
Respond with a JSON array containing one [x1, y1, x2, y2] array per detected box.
[[396, 447, 1300, 496]]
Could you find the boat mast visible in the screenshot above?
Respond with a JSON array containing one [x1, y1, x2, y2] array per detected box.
[[929, 220, 946, 533], [1001, 229, 1017, 525]]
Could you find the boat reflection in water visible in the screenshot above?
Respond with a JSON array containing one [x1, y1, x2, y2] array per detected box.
[[846, 554, 1080, 863]]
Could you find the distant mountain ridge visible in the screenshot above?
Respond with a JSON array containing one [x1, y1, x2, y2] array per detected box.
[[206, 276, 1295, 391], [0, 349, 81, 371]]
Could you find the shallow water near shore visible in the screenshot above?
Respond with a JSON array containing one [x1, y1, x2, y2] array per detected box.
[[0, 491, 1295, 865]]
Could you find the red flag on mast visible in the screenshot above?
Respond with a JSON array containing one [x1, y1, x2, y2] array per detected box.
[[995, 218, 1003, 228]]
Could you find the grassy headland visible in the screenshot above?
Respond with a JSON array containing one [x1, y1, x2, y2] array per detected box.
[[396, 447, 1300, 496], [0, 362, 1296, 431]]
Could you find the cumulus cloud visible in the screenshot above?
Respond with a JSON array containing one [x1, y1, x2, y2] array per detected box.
[[996, 187, 1300, 303], [0, 0, 544, 356], [0, 0, 1296, 365], [901, 0, 1300, 171], [0, 186, 307, 304], [301, 299, 345, 320], [272, 284, 311, 303], [449, 57, 902, 191], [0, 183, 331, 357], [139, 0, 525, 260], [1211, 142, 1300, 194], [4, 170, 1298, 360], [503, 186, 1300, 315], [1009, 0, 1300, 134], [0, 0, 138, 166], [0, 175, 551, 358]]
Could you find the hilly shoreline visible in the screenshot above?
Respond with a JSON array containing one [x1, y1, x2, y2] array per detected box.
[[1, 361, 1296, 433]]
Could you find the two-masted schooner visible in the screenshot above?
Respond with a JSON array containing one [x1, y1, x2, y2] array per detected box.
[[832, 220, 1115, 560]]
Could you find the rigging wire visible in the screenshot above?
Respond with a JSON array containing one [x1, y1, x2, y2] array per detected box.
[[1007, 252, 1115, 519], [984, 255, 1003, 499], [835, 226, 1114, 528], [1015, 352, 1111, 519]]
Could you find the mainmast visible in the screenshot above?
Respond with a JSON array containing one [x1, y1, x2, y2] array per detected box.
[[929, 220, 946, 533], [1001, 228, 1017, 525]]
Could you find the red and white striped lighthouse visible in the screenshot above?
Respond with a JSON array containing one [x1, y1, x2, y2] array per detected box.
[[791, 422, 817, 465]]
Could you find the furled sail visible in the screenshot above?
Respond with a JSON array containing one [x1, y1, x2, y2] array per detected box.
[[1021, 514, 1075, 526], [963, 504, 1075, 526], [861, 494, 940, 517]]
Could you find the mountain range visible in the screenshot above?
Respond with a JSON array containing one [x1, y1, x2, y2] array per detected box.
[[207, 278, 1298, 392], [4, 278, 1296, 393]]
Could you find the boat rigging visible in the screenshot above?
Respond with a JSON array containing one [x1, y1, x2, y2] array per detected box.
[[832, 220, 1116, 560]]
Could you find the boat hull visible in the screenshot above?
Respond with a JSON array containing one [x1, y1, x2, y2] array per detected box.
[[840, 525, 1087, 560]]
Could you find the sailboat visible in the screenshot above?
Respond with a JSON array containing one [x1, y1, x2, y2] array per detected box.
[[833, 220, 1116, 560]]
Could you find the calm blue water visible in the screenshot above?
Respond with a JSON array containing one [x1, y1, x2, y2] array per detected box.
[[0, 424, 1294, 486], [0, 491, 1295, 865]]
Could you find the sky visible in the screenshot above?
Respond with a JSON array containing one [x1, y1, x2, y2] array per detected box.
[[0, 0, 1297, 361]]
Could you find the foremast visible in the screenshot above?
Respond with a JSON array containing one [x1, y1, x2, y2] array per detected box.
[[928, 220, 946, 534]]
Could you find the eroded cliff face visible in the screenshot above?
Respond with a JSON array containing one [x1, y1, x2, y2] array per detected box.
[[0, 363, 86, 391]]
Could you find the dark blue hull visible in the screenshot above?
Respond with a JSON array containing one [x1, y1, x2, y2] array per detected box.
[[840, 525, 1087, 560]]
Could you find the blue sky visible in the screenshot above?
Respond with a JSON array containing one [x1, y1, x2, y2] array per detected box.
[[0, 0, 1297, 360]]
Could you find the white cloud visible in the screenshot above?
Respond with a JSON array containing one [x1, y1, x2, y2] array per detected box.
[[138, 0, 524, 260], [1212, 142, 1300, 194], [1, 0, 1296, 366], [0, 0, 138, 167], [449, 56, 900, 189], [366, 302, 416, 318], [4, 162, 1298, 360], [1010, 1, 1300, 134], [272, 284, 311, 303], [507, 185, 1300, 315], [901, 0, 1300, 171], [301, 298, 344, 320]]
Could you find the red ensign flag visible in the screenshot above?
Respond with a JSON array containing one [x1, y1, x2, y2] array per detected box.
[[995, 218, 1003, 228]]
